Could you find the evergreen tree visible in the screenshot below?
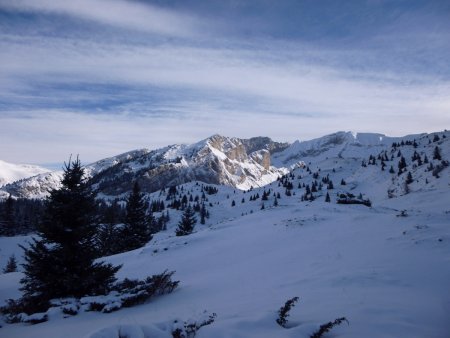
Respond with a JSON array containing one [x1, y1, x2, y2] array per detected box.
[[200, 204, 207, 225], [120, 182, 153, 251], [398, 156, 407, 175], [0, 195, 15, 236], [405, 171, 413, 185], [3, 254, 17, 273], [327, 181, 334, 190], [20, 158, 120, 313], [175, 205, 197, 236], [97, 223, 120, 256], [325, 192, 331, 203], [433, 146, 442, 160]]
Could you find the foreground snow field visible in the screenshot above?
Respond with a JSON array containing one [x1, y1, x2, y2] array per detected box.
[[1, 131, 449, 337], [1, 186, 449, 338]]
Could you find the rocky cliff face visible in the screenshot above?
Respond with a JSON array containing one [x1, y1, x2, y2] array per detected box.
[[1, 135, 289, 199]]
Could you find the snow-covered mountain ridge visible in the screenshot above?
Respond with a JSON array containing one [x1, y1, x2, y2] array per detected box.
[[0, 160, 49, 188], [0, 131, 447, 200], [1, 135, 289, 198]]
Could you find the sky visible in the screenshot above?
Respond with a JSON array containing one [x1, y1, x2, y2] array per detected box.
[[0, 0, 449, 167]]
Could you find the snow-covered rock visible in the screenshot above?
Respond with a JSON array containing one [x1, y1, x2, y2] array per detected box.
[[0, 160, 49, 188]]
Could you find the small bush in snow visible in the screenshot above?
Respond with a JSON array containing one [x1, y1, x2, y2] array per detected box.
[[336, 193, 371, 207], [61, 303, 79, 316], [1, 299, 25, 323], [276, 296, 299, 328], [113, 270, 179, 309], [310, 317, 349, 338], [172, 311, 217, 338], [1, 271, 179, 324], [3, 255, 18, 273]]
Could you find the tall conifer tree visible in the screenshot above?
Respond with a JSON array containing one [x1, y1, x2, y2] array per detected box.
[[175, 205, 197, 236], [120, 181, 153, 251], [20, 157, 120, 312]]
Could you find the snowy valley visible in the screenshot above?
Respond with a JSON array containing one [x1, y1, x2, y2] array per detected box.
[[0, 130, 449, 338]]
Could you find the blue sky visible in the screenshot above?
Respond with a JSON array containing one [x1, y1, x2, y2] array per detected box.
[[0, 0, 449, 166]]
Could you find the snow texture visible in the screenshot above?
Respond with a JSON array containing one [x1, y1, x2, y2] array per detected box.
[[1, 130, 449, 337]]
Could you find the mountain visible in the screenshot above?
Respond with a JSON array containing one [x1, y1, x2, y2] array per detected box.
[[1, 135, 289, 199], [0, 130, 449, 338], [1, 131, 448, 200], [0, 160, 49, 188], [271, 131, 425, 167]]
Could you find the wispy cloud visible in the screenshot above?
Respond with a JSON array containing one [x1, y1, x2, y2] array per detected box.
[[0, 0, 201, 37], [0, 0, 449, 164]]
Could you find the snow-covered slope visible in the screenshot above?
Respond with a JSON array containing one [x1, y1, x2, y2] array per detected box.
[[272, 131, 425, 167], [0, 160, 49, 188], [0, 130, 449, 337], [1, 142, 449, 338]]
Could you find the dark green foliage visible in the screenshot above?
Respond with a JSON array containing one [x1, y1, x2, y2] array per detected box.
[[432, 160, 449, 178], [96, 222, 121, 256], [310, 317, 348, 338], [405, 171, 413, 184], [1, 299, 29, 323], [110, 270, 179, 309], [398, 156, 407, 175], [433, 146, 442, 160], [172, 312, 216, 338], [3, 255, 17, 273], [203, 185, 218, 195], [200, 204, 207, 225], [325, 192, 331, 203], [337, 193, 371, 207], [0, 196, 15, 236], [120, 182, 154, 251], [0, 197, 44, 235], [24, 314, 48, 325], [18, 157, 121, 314], [2, 271, 178, 321], [276, 296, 299, 328], [176, 206, 197, 236]]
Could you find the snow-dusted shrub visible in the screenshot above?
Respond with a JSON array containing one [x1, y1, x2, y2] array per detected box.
[[310, 317, 348, 338], [113, 270, 179, 309], [1, 299, 25, 323], [61, 302, 79, 316], [22, 312, 48, 325], [1, 271, 179, 324], [276, 296, 299, 328], [172, 311, 217, 338], [432, 160, 449, 178], [336, 193, 371, 207]]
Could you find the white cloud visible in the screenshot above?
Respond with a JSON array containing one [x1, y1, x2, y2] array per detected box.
[[2, 35, 449, 115], [1, 2, 449, 164], [0, 0, 200, 37]]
